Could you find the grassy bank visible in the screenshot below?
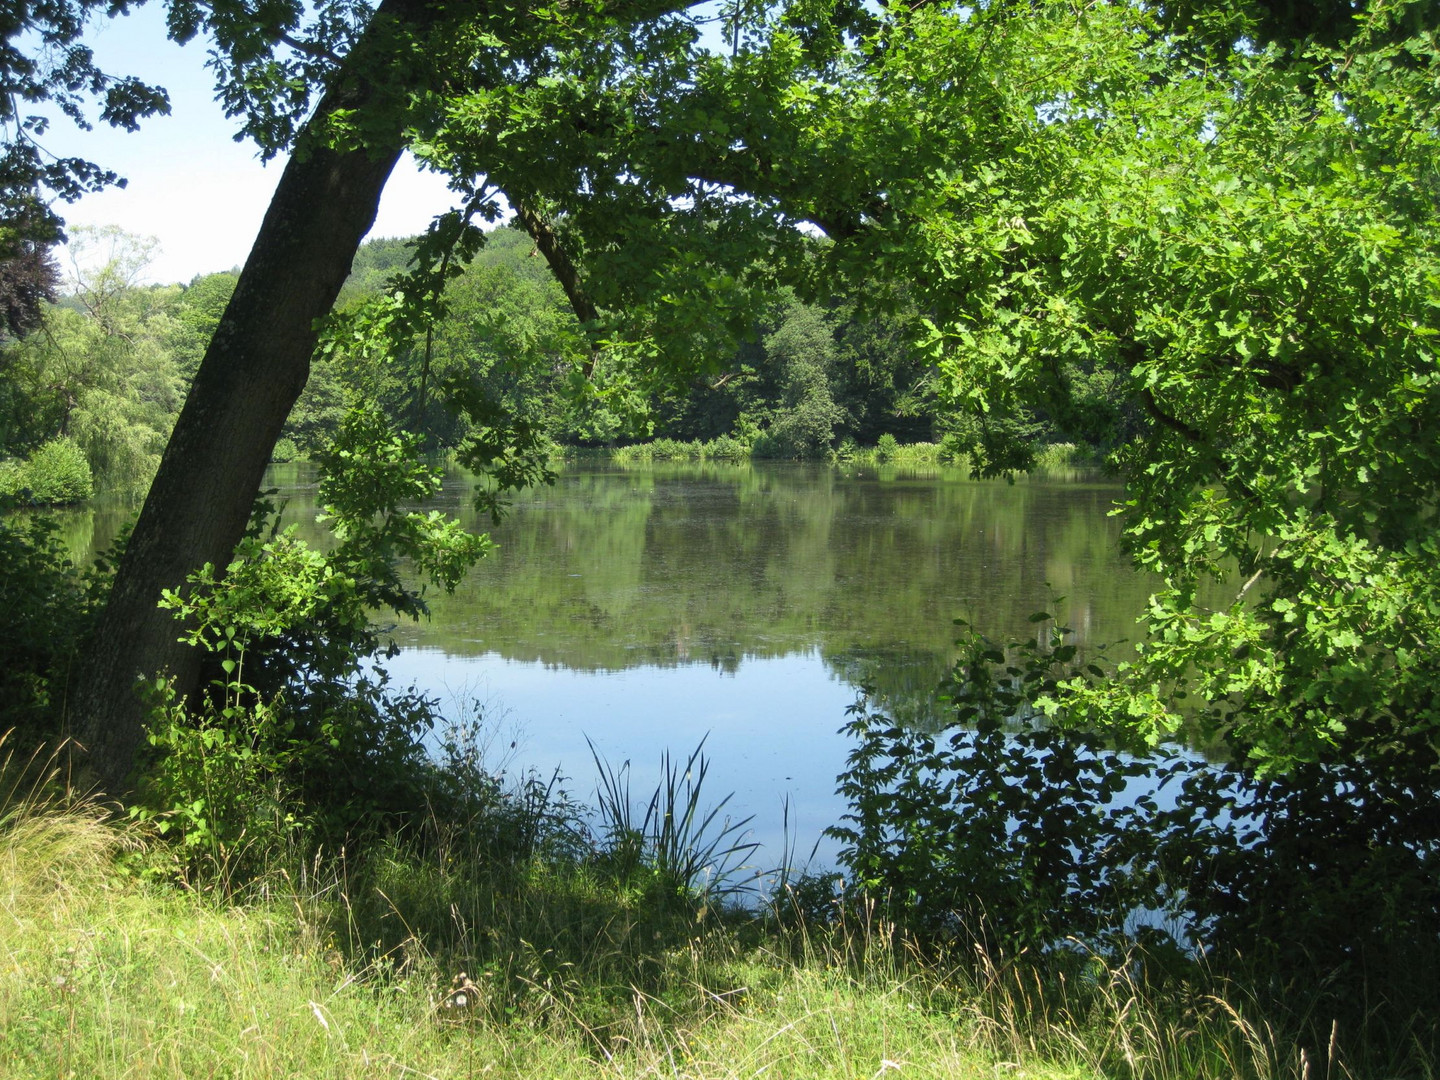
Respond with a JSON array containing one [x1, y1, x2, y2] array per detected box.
[[0, 754, 1356, 1080], [570, 437, 1104, 472]]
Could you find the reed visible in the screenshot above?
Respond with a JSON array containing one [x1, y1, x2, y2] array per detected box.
[[588, 735, 760, 903]]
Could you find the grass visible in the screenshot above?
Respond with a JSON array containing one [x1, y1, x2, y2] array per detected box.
[[591, 437, 752, 465], [0, 732, 1424, 1080], [0, 814, 1081, 1079], [572, 438, 1110, 475], [594, 436, 964, 466], [589, 736, 760, 903]]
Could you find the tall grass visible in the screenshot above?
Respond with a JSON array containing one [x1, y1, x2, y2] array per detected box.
[[588, 736, 760, 903], [1028, 441, 1114, 474], [602, 436, 752, 464], [0, 733, 122, 911], [577, 437, 1114, 473], [589, 437, 1103, 473], [2, 730, 1427, 1079], [588, 437, 969, 467], [833, 440, 954, 467]]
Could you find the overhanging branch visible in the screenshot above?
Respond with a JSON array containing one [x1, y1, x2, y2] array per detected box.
[[513, 199, 603, 375]]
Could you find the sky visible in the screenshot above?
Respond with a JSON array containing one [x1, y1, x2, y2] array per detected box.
[[40, 4, 461, 286]]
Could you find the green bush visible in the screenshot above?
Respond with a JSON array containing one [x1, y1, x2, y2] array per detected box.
[[832, 619, 1152, 953], [646, 437, 690, 461], [269, 436, 300, 463], [0, 459, 23, 499], [0, 514, 104, 741], [938, 433, 969, 465], [133, 406, 493, 879], [701, 434, 750, 461], [753, 403, 843, 459], [831, 436, 859, 464], [608, 437, 752, 464], [0, 439, 94, 505], [874, 433, 899, 461], [832, 615, 1440, 1070], [134, 678, 313, 877]]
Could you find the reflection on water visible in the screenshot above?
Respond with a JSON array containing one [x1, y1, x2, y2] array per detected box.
[[386, 647, 858, 869], [11, 498, 138, 566], [55, 460, 1161, 869], [402, 462, 1149, 670]]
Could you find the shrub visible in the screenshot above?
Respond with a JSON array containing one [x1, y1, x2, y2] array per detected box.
[[647, 437, 689, 461], [134, 678, 312, 878], [609, 442, 652, 464], [608, 437, 753, 464], [874, 433, 899, 461], [832, 618, 1152, 953], [832, 614, 1440, 1067], [132, 406, 493, 879], [0, 459, 23, 499], [269, 436, 300, 463], [937, 432, 969, 466], [0, 438, 93, 505], [702, 434, 750, 461], [759, 402, 843, 459], [0, 514, 103, 742]]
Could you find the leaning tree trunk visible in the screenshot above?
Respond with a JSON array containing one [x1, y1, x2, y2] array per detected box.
[[69, 43, 411, 798], [69, 0, 707, 795]]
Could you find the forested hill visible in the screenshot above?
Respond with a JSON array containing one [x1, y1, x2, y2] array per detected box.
[[2, 225, 1120, 504]]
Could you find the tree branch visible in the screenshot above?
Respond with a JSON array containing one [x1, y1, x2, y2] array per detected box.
[[1140, 386, 1206, 444], [512, 198, 603, 374]]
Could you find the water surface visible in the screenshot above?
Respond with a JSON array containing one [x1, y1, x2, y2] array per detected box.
[[61, 460, 1161, 872]]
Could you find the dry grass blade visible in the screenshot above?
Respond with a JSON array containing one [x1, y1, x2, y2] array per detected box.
[[1, 731, 124, 908]]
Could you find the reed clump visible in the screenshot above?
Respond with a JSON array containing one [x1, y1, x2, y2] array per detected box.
[[589, 436, 1109, 474]]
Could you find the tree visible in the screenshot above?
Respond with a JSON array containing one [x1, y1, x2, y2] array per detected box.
[[0, 229, 59, 341], [756, 298, 847, 457], [166, 270, 239, 380], [66, 0, 760, 792], [1, 0, 169, 250], [452, 0, 1440, 770], [824, 0, 1440, 770], [59, 0, 1440, 793], [427, 236, 588, 444], [3, 0, 157, 440], [2, 229, 182, 496], [66, 0, 432, 787]]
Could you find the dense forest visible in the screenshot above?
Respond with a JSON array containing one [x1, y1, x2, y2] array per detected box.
[[2, 225, 1114, 506]]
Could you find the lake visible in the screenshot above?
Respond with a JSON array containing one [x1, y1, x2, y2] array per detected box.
[[63, 460, 1159, 877]]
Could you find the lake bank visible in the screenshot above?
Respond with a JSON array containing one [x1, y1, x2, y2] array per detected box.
[[0, 771, 1308, 1080], [45, 460, 1163, 867]]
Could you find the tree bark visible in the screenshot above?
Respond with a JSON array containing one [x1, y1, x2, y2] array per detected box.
[[69, 56, 406, 797]]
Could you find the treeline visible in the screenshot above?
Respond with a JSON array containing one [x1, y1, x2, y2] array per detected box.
[[0, 229, 236, 503], [302, 227, 1131, 463], [290, 227, 992, 460], [2, 226, 1121, 504]]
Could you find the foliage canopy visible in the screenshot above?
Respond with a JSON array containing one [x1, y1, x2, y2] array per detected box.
[[6, 0, 1439, 777], [394, 0, 1440, 771], [735, 0, 1440, 770]]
